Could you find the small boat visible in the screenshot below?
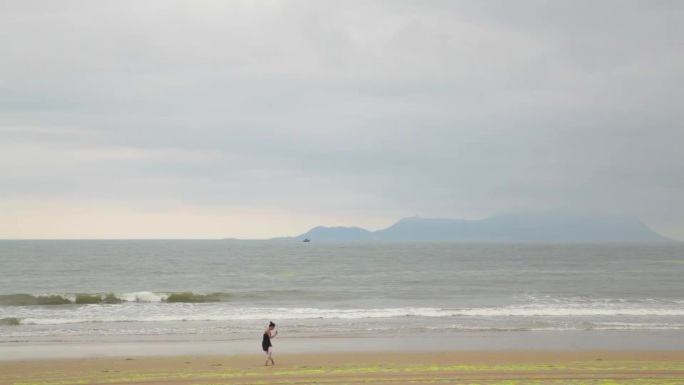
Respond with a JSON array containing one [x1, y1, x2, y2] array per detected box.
[[302, 239, 310, 242]]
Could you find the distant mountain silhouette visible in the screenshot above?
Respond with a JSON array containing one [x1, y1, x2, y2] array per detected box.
[[296, 226, 374, 241], [283, 212, 673, 242]]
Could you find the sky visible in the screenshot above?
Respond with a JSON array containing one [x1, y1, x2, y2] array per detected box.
[[1, 0, 683, 240]]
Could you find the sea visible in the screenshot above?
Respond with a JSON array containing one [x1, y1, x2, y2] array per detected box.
[[1, 240, 683, 343]]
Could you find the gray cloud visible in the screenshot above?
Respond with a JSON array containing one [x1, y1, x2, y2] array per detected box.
[[1, 0, 682, 238]]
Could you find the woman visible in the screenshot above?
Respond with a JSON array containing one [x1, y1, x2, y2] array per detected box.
[[262, 321, 278, 366]]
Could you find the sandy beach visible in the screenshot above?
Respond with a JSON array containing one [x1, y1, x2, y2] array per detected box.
[[2, 350, 683, 385]]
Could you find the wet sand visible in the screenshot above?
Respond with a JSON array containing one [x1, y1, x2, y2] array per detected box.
[[2, 350, 683, 385], [4, 330, 684, 361]]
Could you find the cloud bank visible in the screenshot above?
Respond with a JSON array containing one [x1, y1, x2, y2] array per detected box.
[[1, 1, 682, 239]]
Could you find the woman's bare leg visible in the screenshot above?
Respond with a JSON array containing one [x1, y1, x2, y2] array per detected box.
[[264, 347, 274, 366]]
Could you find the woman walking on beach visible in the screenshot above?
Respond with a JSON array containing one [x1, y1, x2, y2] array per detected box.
[[262, 321, 277, 366]]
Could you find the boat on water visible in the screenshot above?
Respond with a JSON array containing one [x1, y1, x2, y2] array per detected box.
[[302, 239, 310, 242]]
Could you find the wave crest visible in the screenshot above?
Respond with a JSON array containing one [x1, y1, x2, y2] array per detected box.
[[0, 292, 234, 306], [0, 317, 21, 326]]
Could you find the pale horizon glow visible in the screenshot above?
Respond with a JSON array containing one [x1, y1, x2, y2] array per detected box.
[[1, 1, 682, 240], [1, 199, 398, 240]]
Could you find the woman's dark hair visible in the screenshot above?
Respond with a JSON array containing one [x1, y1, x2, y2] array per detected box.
[[269, 321, 275, 327]]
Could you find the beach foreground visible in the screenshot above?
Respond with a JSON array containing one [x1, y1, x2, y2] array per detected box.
[[2, 350, 683, 385]]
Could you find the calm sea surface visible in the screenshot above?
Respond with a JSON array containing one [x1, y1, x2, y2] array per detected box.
[[1, 241, 683, 340]]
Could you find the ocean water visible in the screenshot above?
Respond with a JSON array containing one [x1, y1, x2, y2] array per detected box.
[[1, 240, 683, 341]]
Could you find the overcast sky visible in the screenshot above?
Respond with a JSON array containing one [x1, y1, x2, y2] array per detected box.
[[1, 0, 682, 239]]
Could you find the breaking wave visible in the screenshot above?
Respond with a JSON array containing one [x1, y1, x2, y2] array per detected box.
[[0, 291, 304, 306], [3, 304, 684, 326], [0, 317, 21, 326]]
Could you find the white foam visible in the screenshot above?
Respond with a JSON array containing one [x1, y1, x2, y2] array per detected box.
[[7, 304, 684, 326], [117, 292, 167, 302], [457, 306, 684, 317]]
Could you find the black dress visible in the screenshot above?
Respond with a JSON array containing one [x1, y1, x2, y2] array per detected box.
[[262, 332, 272, 352]]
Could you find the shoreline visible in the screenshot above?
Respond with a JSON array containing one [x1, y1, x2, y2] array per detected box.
[[2, 350, 683, 385], [2, 329, 684, 361]]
